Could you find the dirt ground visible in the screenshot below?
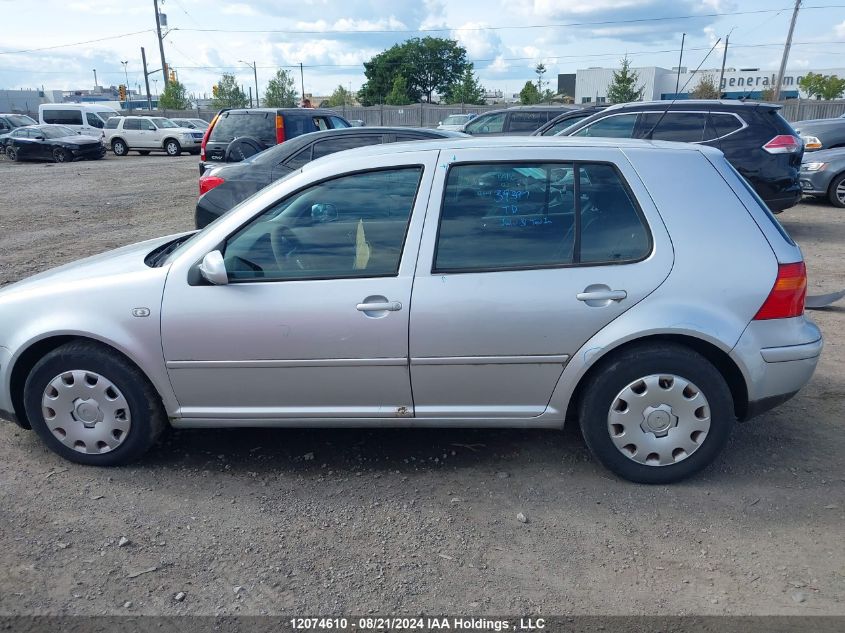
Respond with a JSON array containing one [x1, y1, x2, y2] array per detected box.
[[0, 153, 843, 617]]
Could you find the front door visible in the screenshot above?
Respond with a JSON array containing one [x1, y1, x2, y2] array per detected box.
[[408, 147, 673, 419], [160, 154, 437, 423]]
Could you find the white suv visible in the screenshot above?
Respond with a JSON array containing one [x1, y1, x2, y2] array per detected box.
[[105, 116, 203, 157]]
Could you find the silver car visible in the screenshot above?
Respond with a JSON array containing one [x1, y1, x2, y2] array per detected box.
[[0, 137, 823, 483]]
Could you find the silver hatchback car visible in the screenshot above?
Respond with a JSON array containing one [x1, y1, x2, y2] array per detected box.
[[0, 138, 822, 483]]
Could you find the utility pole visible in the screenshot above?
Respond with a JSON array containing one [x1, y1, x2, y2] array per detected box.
[[153, 0, 169, 87], [121, 60, 129, 103], [300, 63, 305, 103], [92, 69, 98, 89], [718, 32, 731, 97], [141, 47, 153, 110], [773, 0, 801, 101], [239, 60, 260, 107], [675, 33, 685, 96]]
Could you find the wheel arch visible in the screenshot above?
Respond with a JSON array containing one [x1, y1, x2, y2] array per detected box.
[[110, 136, 127, 148], [563, 333, 749, 425], [9, 334, 167, 430]]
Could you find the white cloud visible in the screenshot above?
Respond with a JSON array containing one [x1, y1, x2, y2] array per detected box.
[[451, 23, 503, 59], [835, 20, 845, 38], [221, 4, 260, 16]]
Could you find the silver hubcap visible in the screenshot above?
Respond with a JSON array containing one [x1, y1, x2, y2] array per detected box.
[[167, 143, 177, 154], [41, 370, 131, 454], [836, 180, 845, 204], [607, 374, 711, 467]]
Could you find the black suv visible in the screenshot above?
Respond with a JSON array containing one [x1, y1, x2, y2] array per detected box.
[[199, 107, 351, 174], [462, 105, 580, 136], [560, 100, 803, 212]]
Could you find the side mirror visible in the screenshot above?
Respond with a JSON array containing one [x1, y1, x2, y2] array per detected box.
[[198, 250, 229, 285], [34, 135, 45, 140], [311, 203, 338, 223]]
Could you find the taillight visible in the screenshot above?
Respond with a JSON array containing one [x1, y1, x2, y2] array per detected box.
[[199, 174, 224, 196], [276, 114, 285, 144], [762, 134, 801, 154], [200, 112, 220, 161], [754, 262, 807, 320]]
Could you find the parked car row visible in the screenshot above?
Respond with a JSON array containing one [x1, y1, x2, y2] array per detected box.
[[105, 116, 205, 156]]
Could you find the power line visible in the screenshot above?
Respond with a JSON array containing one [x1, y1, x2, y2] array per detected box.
[[0, 29, 154, 56], [169, 5, 845, 35]]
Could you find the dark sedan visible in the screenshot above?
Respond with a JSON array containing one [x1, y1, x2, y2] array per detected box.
[[800, 147, 845, 207], [793, 117, 845, 152], [3, 125, 105, 162], [196, 127, 466, 228]]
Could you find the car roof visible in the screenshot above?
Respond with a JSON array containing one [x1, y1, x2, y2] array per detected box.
[[479, 105, 581, 115], [601, 99, 780, 112], [220, 107, 341, 116], [302, 135, 722, 171]]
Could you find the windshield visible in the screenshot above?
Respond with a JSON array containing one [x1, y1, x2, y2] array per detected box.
[[9, 114, 37, 127], [41, 125, 76, 138], [442, 115, 469, 125], [152, 117, 179, 128]]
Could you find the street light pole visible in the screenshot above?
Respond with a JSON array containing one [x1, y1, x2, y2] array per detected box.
[[239, 60, 260, 107], [773, 0, 802, 101], [153, 0, 169, 87], [93, 69, 98, 89], [121, 61, 129, 102]]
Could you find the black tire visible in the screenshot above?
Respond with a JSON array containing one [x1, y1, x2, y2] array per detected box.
[[224, 136, 266, 162], [164, 139, 181, 156], [138, 150, 151, 156], [52, 147, 72, 163], [578, 342, 735, 484], [6, 146, 19, 161], [112, 139, 128, 156], [23, 341, 167, 466], [828, 172, 845, 208]]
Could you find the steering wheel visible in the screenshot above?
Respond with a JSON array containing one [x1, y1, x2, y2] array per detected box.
[[270, 226, 313, 271]]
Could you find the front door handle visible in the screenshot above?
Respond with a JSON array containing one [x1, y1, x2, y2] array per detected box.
[[356, 301, 402, 312], [576, 290, 627, 302]]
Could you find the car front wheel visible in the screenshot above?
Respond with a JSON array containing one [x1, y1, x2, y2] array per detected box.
[[53, 147, 71, 163], [112, 139, 128, 156], [23, 341, 167, 466], [829, 173, 845, 208], [6, 146, 19, 161], [579, 343, 734, 484], [164, 140, 181, 156]]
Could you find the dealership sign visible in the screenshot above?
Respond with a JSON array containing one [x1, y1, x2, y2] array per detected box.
[[720, 73, 804, 89]]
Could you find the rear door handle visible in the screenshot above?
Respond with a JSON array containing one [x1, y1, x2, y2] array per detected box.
[[576, 290, 627, 302], [356, 301, 402, 312]]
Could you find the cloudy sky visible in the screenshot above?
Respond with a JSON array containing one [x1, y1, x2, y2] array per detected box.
[[1, 0, 844, 99]]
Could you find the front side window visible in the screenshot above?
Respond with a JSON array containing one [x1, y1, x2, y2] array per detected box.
[[464, 112, 506, 135], [543, 114, 590, 136], [571, 113, 638, 138], [434, 162, 649, 273], [86, 113, 105, 128], [223, 167, 422, 281], [312, 135, 381, 160]]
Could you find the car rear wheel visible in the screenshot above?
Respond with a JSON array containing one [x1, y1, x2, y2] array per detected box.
[[165, 140, 181, 156], [23, 341, 167, 466], [6, 146, 19, 161], [112, 139, 128, 156], [578, 343, 734, 484], [52, 147, 71, 163], [829, 173, 845, 208]]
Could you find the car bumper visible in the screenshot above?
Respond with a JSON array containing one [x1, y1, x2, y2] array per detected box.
[[763, 187, 802, 212], [71, 146, 107, 160], [731, 316, 822, 421], [799, 170, 834, 196]]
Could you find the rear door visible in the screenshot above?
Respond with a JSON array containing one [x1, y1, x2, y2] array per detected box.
[[408, 146, 673, 419]]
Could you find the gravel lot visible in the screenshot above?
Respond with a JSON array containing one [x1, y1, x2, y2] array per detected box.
[[0, 154, 843, 616]]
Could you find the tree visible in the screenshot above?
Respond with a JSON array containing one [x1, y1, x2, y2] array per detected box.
[[157, 79, 191, 110], [759, 87, 776, 102], [386, 76, 412, 105], [263, 69, 298, 108], [358, 37, 471, 104], [519, 80, 541, 105], [690, 73, 720, 99], [211, 74, 249, 109], [444, 67, 486, 105], [606, 56, 644, 104], [535, 63, 547, 93], [799, 72, 845, 100], [326, 85, 355, 107]]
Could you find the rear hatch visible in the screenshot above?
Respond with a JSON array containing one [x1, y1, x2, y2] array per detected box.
[[204, 110, 277, 164]]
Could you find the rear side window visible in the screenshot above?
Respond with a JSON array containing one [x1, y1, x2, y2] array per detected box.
[[312, 135, 382, 160], [507, 111, 549, 132], [123, 119, 141, 130], [434, 162, 650, 272], [42, 109, 83, 125], [329, 116, 350, 128], [283, 115, 318, 138], [210, 112, 275, 143], [638, 112, 707, 142], [284, 146, 312, 170], [572, 114, 638, 138]]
